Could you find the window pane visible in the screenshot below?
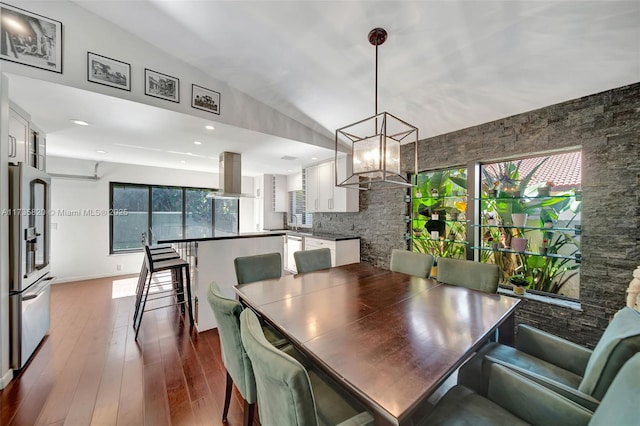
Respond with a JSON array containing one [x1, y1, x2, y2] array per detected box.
[[214, 199, 238, 235], [186, 189, 213, 238], [151, 187, 183, 242], [112, 185, 149, 251]]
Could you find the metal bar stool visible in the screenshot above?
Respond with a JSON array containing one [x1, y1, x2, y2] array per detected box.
[[133, 245, 193, 340]]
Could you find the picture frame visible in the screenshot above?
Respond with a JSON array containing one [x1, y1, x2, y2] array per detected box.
[[87, 52, 131, 91], [191, 84, 220, 115], [0, 3, 63, 73], [144, 68, 179, 103]]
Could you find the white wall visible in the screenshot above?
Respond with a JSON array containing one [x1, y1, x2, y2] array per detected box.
[[47, 156, 257, 282], [2, 1, 332, 149]]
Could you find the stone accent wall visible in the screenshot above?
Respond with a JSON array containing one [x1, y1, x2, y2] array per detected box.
[[315, 83, 640, 348]]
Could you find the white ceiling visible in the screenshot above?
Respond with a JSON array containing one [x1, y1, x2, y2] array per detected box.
[[8, 1, 640, 175]]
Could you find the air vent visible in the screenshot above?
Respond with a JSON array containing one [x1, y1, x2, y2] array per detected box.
[[281, 155, 297, 161]]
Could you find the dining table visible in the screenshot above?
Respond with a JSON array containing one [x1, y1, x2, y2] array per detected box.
[[234, 262, 521, 425]]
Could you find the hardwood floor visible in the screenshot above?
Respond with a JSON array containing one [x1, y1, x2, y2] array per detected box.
[[0, 275, 245, 426]]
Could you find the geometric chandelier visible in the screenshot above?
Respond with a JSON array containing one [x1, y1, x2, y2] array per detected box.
[[335, 28, 418, 190]]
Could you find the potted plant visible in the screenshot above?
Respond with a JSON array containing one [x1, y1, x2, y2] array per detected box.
[[488, 181, 500, 197], [512, 237, 528, 253], [537, 181, 554, 197], [413, 227, 423, 237], [539, 239, 549, 255], [486, 213, 497, 226], [509, 274, 529, 295], [449, 208, 460, 221]]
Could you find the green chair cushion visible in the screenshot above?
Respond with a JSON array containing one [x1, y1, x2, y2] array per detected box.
[[207, 281, 256, 403], [422, 384, 529, 426], [436, 258, 500, 293], [234, 252, 282, 284], [589, 353, 640, 426], [294, 248, 332, 274], [578, 307, 640, 398], [458, 342, 583, 397], [389, 249, 434, 278]]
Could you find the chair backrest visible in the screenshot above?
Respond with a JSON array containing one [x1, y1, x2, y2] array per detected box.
[[589, 353, 640, 425], [294, 248, 332, 274], [579, 306, 640, 399], [240, 308, 319, 426], [206, 281, 256, 403], [234, 252, 282, 284], [390, 249, 434, 278], [436, 257, 500, 293]]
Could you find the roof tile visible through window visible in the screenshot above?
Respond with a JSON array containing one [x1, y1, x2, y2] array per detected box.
[[485, 152, 581, 191]]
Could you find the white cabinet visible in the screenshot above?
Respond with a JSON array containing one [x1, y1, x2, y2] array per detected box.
[[8, 104, 46, 170], [8, 108, 28, 165], [272, 174, 287, 212], [285, 235, 303, 273], [305, 157, 358, 213], [261, 174, 285, 230], [304, 237, 360, 267]]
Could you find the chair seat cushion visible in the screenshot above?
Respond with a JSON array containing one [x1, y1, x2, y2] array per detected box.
[[458, 342, 583, 396], [308, 369, 364, 426], [422, 385, 529, 426]]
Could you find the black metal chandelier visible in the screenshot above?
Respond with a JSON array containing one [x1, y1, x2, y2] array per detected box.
[[335, 28, 418, 190]]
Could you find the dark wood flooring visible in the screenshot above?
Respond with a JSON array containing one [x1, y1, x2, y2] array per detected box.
[[0, 275, 245, 426]]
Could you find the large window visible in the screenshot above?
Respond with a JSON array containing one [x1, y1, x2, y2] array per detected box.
[[110, 183, 239, 253], [410, 151, 582, 300]]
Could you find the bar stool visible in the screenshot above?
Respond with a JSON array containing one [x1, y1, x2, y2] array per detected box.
[[133, 245, 194, 340]]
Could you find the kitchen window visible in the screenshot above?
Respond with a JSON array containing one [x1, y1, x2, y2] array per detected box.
[[110, 183, 239, 253]]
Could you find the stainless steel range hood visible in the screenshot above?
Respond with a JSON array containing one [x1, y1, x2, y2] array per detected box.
[[207, 151, 254, 198]]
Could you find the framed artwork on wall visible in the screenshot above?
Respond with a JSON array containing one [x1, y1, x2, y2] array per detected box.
[[144, 68, 179, 103], [87, 52, 131, 91], [191, 84, 220, 115], [0, 2, 63, 73]]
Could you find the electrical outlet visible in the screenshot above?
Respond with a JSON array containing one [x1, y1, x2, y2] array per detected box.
[[116, 264, 123, 271]]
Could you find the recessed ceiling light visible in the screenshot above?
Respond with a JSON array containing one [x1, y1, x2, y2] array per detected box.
[[71, 119, 89, 126], [311, 157, 317, 160], [180, 160, 186, 164], [96, 150, 107, 154], [186, 152, 193, 156], [287, 169, 293, 172], [193, 141, 202, 145], [205, 125, 215, 130]]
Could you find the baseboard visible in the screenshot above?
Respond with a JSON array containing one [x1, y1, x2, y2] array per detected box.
[[53, 271, 138, 284], [0, 368, 13, 389]]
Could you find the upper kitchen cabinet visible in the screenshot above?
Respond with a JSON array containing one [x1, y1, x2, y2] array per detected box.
[[8, 102, 46, 171], [305, 156, 358, 213]]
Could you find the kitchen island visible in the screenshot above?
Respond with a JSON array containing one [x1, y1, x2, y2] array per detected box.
[[159, 231, 286, 331]]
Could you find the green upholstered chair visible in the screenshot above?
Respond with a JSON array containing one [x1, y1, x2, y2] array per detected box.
[[422, 353, 640, 426], [239, 308, 374, 426], [207, 281, 287, 426], [436, 257, 500, 293], [234, 252, 282, 284], [458, 307, 640, 410], [389, 249, 434, 278], [294, 248, 332, 273]]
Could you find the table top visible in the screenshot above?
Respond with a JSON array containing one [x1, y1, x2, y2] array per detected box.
[[235, 263, 520, 425]]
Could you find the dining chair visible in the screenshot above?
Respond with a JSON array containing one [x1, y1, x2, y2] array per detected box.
[[436, 257, 500, 293], [207, 281, 289, 426], [389, 249, 434, 278], [239, 308, 374, 426], [234, 252, 282, 284], [293, 248, 332, 273], [423, 353, 639, 425], [457, 306, 640, 410]]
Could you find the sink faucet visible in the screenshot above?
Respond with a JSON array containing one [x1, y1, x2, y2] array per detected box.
[[291, 214, 298, 232]]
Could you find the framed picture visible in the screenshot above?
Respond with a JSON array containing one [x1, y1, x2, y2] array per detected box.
[[191, 84, 220, 115], [144, 68, 179, 103], [0, 3, 63, 73], [87, 52, 131, 91]]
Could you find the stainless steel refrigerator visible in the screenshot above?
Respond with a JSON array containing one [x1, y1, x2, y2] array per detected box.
[[9, 163, 53, 370]]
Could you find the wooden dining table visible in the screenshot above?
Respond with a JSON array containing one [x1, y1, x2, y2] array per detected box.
[[234, 263, 521, 425]]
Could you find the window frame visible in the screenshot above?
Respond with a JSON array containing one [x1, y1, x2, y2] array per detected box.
[[109, 182, 236, 254]]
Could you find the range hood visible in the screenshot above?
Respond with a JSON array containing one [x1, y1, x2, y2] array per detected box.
[[207, 151, 254, 198]]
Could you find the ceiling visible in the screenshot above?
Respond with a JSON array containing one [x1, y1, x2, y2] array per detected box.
[[8, 1, 640, 176]]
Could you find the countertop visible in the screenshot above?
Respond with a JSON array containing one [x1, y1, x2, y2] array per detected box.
[[158, 231, 287, 244], [285, 231, 360, 241]]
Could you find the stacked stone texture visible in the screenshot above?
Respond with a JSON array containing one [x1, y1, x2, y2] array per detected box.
[[315, 82, 640, 348]]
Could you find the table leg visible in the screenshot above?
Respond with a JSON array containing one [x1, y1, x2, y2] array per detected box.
[[497, 313, 515, 346]]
